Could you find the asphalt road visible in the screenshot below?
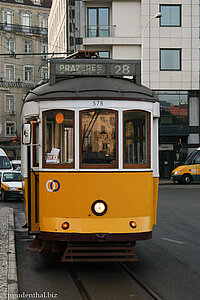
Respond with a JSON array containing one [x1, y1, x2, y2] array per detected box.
[[1, 184, 200, 300], [127, 184, 200, 300]]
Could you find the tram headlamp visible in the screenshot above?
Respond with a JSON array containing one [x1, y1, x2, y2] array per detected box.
[[129, 221, 137, 228], [61, 222, 70, 230], [91, 200, 107, 216]]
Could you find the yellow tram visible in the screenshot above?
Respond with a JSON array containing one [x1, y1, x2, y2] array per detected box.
[[21, 55, 160, 262]]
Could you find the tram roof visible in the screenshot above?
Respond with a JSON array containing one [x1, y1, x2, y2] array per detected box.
[[24, 76, 158, 103]]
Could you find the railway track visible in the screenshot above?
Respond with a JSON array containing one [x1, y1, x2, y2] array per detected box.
[[120, 263, 162, 300], [69, 267, 92, 300], [69, 262, 162, 300]]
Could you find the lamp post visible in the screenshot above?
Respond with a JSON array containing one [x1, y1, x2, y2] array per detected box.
[[141, 12, 162, 85]]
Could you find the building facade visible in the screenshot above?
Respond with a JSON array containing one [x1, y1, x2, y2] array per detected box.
[[0, 0, 51, 159], [48, 0, 200, 178]]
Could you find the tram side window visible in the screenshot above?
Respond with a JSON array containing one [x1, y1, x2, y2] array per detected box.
[[123, 111, 150, 168], [32, 122, 39, 167], [43, 110, 74, 167], [80, 110, 117, 168]]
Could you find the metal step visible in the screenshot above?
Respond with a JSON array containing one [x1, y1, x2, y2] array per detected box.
[[61, 242, 138, 262]]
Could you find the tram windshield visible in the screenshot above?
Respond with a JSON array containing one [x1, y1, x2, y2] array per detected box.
[[80, 110, 117, 167], [44, 110, 74, 166]]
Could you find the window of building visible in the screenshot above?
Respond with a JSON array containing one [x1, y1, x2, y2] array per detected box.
[[4, 9, 13, 24], [22, 12, 31, 32], [5, 95, 15, 113], [155, 91, 188, 126], [97, 51, 110, 58], [39, 14, 48, 28], [32, 0, 41, 5], [5, 122, 15, 137], [123, 111, 150, 168], [160, 5, 181, 27], [25, 40, 32, 53], [41, 43, 48, 59], [80, 109, 117, 168], [2, 9, 13, 30], [160, 49, 181, 71], [41, 67, 48, 80], [5, 38, 14, 53], [5, 65, 15, 81], [43, 110, 74, 168], [87, 8, 110, 37], [24, 66, 34, 82]]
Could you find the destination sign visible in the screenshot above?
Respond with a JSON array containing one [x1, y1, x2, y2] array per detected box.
[[50, 59, 141, 85], [56, 63, 106, 75]]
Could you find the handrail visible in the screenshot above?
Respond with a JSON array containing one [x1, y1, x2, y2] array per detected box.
[[85, 25, 116, 38], [0, 22, 48, 35]]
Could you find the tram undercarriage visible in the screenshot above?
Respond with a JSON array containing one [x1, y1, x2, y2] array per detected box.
[[27, 232, 152, 262]]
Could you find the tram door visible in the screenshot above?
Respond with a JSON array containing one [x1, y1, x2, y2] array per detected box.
[[159, 150, 174, 178]]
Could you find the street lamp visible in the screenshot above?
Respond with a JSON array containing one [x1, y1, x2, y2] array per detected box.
[[141, 12, 162, 85]]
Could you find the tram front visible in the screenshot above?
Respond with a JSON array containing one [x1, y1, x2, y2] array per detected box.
[[21, 58, 160, 262]]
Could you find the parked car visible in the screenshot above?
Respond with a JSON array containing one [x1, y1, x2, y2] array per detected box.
[[0, 171, 23, 201], [11, 160, 21, 170], [0, 148, 12, 172], [171, 147, 200, 184]]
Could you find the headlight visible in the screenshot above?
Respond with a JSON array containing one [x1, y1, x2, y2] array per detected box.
[[8, 187, 17, 191], [174, 171, 180, 175], [91, 200, 108, 216]]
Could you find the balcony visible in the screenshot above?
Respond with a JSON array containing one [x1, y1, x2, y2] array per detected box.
[[85, 25, 116, 38], [0, 23, 48, 35]]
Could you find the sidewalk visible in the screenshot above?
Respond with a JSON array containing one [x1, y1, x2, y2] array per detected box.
[[159, 178, 173, 185], [0, 207, 18, 300]]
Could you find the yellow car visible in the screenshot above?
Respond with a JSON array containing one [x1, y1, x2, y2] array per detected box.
[[0, 171, 23, 201], [171, 147, 200, 184]]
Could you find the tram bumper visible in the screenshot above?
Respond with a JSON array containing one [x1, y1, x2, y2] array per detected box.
[[27, 232, 151, 262]]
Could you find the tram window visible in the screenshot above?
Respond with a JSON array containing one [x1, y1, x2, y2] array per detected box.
[[43, 110, 74, 167], [80, 110, 117, 168], [123, 111, 150, 168], [32, 122, 39, 167]]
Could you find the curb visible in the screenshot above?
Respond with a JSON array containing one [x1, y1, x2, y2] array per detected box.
[[159, 180, 173, 185], [8, 208, 18, 300], [0, 207, 18, 300]]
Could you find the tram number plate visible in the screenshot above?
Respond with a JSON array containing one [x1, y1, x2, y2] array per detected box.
[[93, 100, 104, 107]]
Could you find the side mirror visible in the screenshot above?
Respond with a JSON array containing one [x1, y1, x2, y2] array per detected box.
[[22, 123, 31, 145]]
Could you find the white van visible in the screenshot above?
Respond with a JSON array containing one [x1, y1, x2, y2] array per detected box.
[[11, 160, 21, 171], [0, 148, 12, 171]]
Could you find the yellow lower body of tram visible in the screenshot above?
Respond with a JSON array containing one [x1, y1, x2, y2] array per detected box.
[[23, 171, 158, 235]]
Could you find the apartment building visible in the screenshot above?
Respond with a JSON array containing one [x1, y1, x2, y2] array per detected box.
[[48, 0, 200, 178], [0, 0, 51, 159]]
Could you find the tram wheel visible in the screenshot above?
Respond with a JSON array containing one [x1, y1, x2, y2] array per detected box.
[[181, 174, 192, 184]]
